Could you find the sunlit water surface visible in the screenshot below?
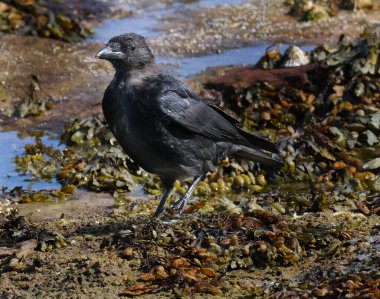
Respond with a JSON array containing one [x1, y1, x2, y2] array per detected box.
[[92, 0, 248, 42], [0, 132, 62, 190]]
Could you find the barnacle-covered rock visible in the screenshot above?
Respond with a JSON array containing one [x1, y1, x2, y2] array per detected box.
[[281, 46, 310, 67]]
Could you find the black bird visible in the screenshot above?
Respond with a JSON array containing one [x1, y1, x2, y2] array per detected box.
[[96, 33, 283, 218]]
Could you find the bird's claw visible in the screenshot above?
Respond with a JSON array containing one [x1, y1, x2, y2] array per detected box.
[[170, 197, 189, 214], [178, 201, 187, 214], [169, 199, 182, 210], [170, 202, 186, 214]]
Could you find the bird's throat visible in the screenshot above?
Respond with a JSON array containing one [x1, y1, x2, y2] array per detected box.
[[122, 63, 159, 87]]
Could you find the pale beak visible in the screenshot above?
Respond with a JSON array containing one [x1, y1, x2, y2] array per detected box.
[[95, 46, 124, 60]]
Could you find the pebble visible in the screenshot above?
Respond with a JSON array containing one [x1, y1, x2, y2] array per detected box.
[[363, 157, 380, 169]]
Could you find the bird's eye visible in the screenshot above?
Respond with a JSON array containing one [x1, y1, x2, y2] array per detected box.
[[128, 42, 136, 51], [109, 43, 120, 51]]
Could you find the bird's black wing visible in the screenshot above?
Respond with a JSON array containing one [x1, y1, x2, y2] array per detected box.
[[207, 104, 279, 153], [159, 81, 279, 154]]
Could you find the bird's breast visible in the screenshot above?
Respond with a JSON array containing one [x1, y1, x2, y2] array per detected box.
[[103, 89, 160, 152]]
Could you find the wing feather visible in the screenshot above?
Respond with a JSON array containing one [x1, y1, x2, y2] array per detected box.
[[158, 82, 279, 155]]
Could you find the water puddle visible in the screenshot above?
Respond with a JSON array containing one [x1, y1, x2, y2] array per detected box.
[[158, 44, 316, 78], [0, 131, 62, 190], [91, 12, 159, 42], [194, 0, 247, 7], [92, 0, 248, 42], [92, 1, 315, 78]]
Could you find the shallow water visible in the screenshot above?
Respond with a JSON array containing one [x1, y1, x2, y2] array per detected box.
[[0, 131, 62, 190], [157, 44, 316, 78], [92, 12, 159, 41], [92, 0, 248, 42], [92, 1, 315, 78]]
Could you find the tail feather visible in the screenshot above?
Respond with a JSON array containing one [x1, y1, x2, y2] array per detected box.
[[233, 145, 284, 169], [237, 128, 280, 154], [207, 103, 280, 155], [207, 103, 282, 166]]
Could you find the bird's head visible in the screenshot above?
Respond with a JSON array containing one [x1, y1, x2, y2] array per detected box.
[[95, 33, 154, 71]]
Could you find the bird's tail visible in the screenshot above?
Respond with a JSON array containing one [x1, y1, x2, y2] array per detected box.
[[232, 145, 284, 169], [237, 127, 280, 154]]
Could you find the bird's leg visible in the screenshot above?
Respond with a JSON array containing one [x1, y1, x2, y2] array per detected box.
[[172, 175, 205, 214], [153, 179, 174, 218]]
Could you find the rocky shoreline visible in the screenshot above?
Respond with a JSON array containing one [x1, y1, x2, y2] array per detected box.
[[0, 1, 379, 298]]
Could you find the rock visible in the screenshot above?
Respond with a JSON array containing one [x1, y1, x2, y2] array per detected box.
[[281, 46, 310, 67], [363, 158, 380, 170], [341, 0, 374, 10]]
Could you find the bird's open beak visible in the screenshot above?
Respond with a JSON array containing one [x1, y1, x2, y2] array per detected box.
[[95, 46, 124, 60]]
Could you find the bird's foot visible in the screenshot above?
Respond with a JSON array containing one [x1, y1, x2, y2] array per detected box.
[[170, 197, 183, 210], [170, 197, 200, 215], [179, 200, 188, 214], [170, 197, 190, 214]]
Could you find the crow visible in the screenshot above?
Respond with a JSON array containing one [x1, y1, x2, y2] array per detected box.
[[96, 33, 283, 218]]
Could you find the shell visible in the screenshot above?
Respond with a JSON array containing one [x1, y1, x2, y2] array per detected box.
[[281, 46, 310, 68]]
